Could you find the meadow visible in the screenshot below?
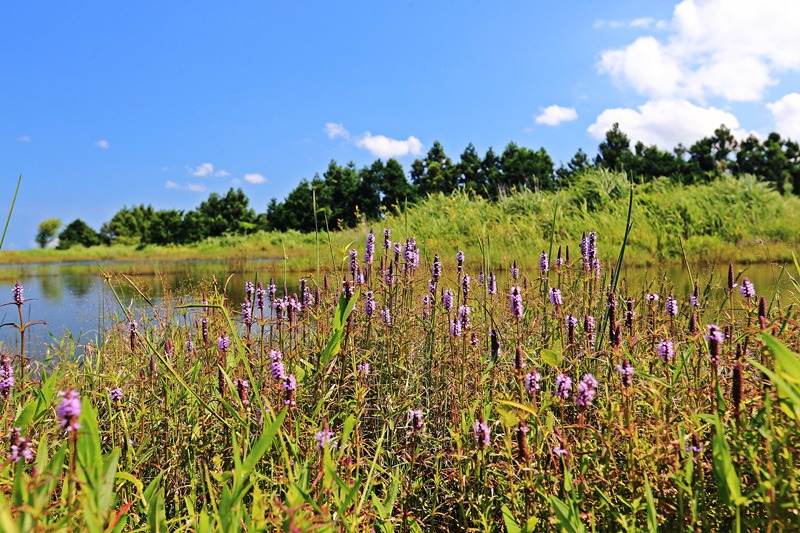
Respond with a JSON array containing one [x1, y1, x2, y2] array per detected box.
[[1, 213, 800, 531]]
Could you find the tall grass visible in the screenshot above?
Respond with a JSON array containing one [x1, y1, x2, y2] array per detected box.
[[1, 222, 800, 530]]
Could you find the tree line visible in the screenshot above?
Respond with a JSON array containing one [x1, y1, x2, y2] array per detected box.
[[37, 123, 800, 248]]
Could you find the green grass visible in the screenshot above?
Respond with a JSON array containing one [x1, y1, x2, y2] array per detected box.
[[3, 172, 799, 274]]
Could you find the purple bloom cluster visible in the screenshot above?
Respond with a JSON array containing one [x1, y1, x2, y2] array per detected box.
[[549, 287, 563, 307], [646, 293, 659, 303], [357, 360, 370, 376], [404, 238, 420, 270], [57, 390, 82, 432], [539, 252, 549, 274], [666, 294, 679, 316], [459, 305, 471, 330], [217, 335, 231, 352], [0, 355, 14, 398], [12, 281, 23, 306], [473, 417, 491, 449], [442, 289, 454, 311], [315, 427, 336, 450], [740, 277, 756, 298], [422, 295, 431, 321], [524, 371, 541, 393], [456, 250, 465, 273], [383, 228, 391, 250], [270, 350, 286, 381], [554, 374, 572, 400], [431, 254, 442, 281], [409, 409, 424, 432], [616, 359, 634, 387], [509, 286, 524, 319], [462, 274, 471, 299], [282, 375, 297, 406], [576, 373, 598, 407], [487, 271, 497, 296], [9, 428, 32, 463], [241, 301, 253, 326], [657, 339, 675, 362], [381, 307, 392, 328], [451, 317, 462, 337], [109, 387, 123, 402], [365, 291, 376, 318], [705, 324, 725, 365], [364, 230, 375, 264], [511, 260, 519, 280], [255, 281, 265, 311], [244, 281, 254, 300]]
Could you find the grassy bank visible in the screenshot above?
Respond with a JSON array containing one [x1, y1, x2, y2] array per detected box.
[[4, 172, 799, 271]]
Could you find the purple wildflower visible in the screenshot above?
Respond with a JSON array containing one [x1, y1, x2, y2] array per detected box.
[[552, 446, 568, 457], [510, 286, 524, 319], [356, 360, 370, 376], [217, 335, 230, 352], [462, 274, 471, 300], [0, 355, 14, 397], [456, 250, 465, 273], [315, 428, 336, 450], [487, 271, 497, 296], [422, 294, 431, 321], [241, 301, 253, 326], [576, 373, 598, 407], [244, 281, 254, 300], [57, 390, 82, 432], [451, 317, 462, 337], [549, 287, 563, 307], [282, 375, 297, 406], [524, 371, 541, 393], [554, 374, 572, 400], [382, 228, 391, 250], [705, 324, 724, 365], [539, 252, 549, 274], [666, 293, 679, 316], [473, 417, 491, 449], [511, 260, 519, 280], [431, 254, 442, 281], [12, 281, 23, 306], [409, 409, 424, 432], [740, 277, 756, 299], [442, 289, 454, 311], [616, 359, 634, 388], [365, 291, 376, 318], [109, 387, 123, 403], [657, 339, 675, 362], [381, 307, 392, 328], [268, 278, 276, 303], [9, 428, 32, 463], [459, 305, 471, 330], [256, 281, 265, 311], [646, 293, 659, 303], [270, 350, 286, 381], [364, 229, 375, 264]]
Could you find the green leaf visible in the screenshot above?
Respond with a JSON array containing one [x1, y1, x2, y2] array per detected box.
[[711, 415, 743, 508], [549, 495, 586, 533], [644, 475, 658, 532], [540, 348, 562, 368], [502, 504, 521, 533]]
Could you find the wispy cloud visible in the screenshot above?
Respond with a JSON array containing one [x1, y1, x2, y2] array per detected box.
[[243, 173, 266, 184], [17, 135, 31, 143], [324, 122, 350, 139], [594, 18, 666, 30], [767, 93, 800, 141], [534, 105, 578, 126], [165, 180, 207, 192], [186, 162, 229, 177], [355, 132, 423, 158], [95, 140, 109, 149]]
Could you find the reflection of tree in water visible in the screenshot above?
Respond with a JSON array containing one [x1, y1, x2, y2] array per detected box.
[[63, 274, 95, 298], [38, 275, 64, 301]]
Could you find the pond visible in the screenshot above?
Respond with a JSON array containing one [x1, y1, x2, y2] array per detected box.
[[0, 258, 793, 359]]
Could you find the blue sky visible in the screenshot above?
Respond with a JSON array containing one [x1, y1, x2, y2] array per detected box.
[[2, 1, 798, 249]]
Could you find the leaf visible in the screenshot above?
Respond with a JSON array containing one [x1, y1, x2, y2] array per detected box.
[[540, 349, 562, 368], [549, 495, 586, 533], [711, 415, 743, 508], [644, 475, 658, 533], [502, 504, 521, 533]]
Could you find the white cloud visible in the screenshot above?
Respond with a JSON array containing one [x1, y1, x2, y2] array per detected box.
[[17, 135, 31, 142], [186, 162, 228, 177], [95, 140, 109, 149], [243, 172, 266, 184], [598, 0, 800, 103], [165, 181, 207, 192], [324, 122, 350, 139], [588, 99, 743, 148], [594, 18, 667, 30], [767, 93, 800, 141], [535, 105, 578, 126], [356, 133, 423, 158]]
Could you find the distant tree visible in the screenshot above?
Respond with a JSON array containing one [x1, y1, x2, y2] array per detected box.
[[481, 147, 503, 199], [411, 141, 459, 196], [35, 218, 61, 248], [379, 158, 416, 210], [595, 123, 633, 171], [499, 142, 555, 192], [556, 148, 591, 187], [630, 142, 682, 182], [457, 143, 486, 194], [100, 204, 154, 244], [57, 219, 100, 249], [143, 209, 185, 245], [195, 188, 257, 237]]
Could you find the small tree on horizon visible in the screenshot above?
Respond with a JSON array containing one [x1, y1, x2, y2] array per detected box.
[[35, 218, 61, 248]]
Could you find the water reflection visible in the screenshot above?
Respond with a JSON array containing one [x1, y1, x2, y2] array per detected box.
[[0, 259, 791, 359]]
